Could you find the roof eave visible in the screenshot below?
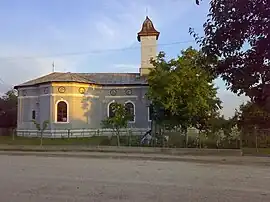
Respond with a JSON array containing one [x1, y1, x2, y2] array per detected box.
[[14, 81, 149, 89]]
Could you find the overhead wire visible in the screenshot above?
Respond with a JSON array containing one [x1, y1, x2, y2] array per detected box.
[[0, 40, 195, 61]]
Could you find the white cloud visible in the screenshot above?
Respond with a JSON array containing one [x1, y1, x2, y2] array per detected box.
[[0, 0, 249, 119], [113, 64, 140, 72], [0, 0, 191, 93]]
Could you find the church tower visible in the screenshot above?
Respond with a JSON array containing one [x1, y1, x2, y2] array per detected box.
[[137, 16, 160, 76]]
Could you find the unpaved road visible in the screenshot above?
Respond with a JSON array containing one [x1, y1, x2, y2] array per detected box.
[[0, 155, 269, 202]]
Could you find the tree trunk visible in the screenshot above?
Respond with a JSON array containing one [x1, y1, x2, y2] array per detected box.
[[116, 130, 120, 147], [117, 135, 120, 147], [40, 131, 43, 146]]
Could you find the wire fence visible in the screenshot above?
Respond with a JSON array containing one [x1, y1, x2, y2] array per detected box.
[[0, 127, 269, 152]]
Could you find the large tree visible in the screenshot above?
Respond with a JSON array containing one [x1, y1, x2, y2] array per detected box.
[[147, 47, 221, 144], [195, 0, 270, 108], [0, 90, 17, 128]]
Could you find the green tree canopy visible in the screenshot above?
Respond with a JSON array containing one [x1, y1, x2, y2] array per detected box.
[[237, 101, 270, 130], [147, 47, 221, 131], [196, 0, 270, 107]]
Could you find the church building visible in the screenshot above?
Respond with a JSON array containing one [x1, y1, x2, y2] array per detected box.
[[15, 16, 159, 136]]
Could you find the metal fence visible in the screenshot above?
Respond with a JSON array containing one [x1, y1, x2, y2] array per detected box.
[[1, 127, 268, 150], [16, 128, 149, 138]]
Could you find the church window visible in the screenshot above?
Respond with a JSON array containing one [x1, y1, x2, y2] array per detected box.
[[125, 101, 135, 122], [108, 101, 115, 118], [56, 100, 68, 122]]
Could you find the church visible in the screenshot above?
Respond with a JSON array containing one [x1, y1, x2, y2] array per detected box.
[[15, 16, 159, 137]]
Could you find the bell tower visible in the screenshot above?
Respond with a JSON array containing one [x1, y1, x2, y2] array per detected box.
[[137, 16, 160, 76]]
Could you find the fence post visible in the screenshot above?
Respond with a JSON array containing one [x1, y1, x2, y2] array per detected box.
[[240, 127, 243, 155], [12, 128, 15, 141], [254, 127, 259, 153]]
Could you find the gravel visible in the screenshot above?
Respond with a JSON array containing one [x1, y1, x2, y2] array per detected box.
[[0, 155, 269, 201]]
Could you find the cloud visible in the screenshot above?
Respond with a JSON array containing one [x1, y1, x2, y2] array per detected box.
[[113, 64, 140, 72], [0, 0, 249, 118], [0, 0, 192, 93]]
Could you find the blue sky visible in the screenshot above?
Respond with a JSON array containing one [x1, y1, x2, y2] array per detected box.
[[0, 0, 248, 117]]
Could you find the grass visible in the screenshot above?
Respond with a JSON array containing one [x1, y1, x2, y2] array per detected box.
[[0, 135, 114, 146], [1, 136, 269, 154], [0, 135, 145, 147], [242, 147, 270, 156]]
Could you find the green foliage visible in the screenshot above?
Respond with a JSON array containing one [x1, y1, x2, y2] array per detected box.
[[228, 125, 241, 141], [196, 0, 270, 108], [147, 47, 221, 131], [237, 101, 270, 130], [0, 90, 17, 128], [32, 119, 49, 146], [101, 102, 132, 146], [32, 120, 49, 132]]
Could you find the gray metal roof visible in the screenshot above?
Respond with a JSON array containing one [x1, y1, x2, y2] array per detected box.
[[15, 72, 148, 88]]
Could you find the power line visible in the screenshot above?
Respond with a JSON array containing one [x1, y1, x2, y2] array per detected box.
[[0, 77, 12, 88], [0, 40, 195, 61], [0, 77, 5, 84]]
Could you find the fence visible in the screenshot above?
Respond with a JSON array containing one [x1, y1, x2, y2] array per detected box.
[[16, 128, 149, 138], [13, 128, 240, 149], [242, 128, 270, 148], [0, 128, 15, 136], [1, 127, 268, 151]]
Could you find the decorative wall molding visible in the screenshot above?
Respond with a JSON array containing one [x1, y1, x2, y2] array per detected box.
[[18, 94, 99, 99], [105, 95, 138, 99]]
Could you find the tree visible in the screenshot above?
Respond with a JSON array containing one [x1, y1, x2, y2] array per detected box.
[[194, 0, 270, 108], [237, 101, 270, 130], [147, 47, 221, 147], [32, 120, 49, 146], [101, 102, 132, 146], [0, 90, 17, 128], [236, 101, 270, 150], [228, 125, 241, 146]]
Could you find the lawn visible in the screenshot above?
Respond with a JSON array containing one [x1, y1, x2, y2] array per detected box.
[[0, 135, 112, 146], [0, 135, 143, 146], [242, 148, 270, 156]]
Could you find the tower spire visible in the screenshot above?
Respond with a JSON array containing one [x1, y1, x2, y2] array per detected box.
[[137, 16, 159, 76], [52, 61, 55, 72]]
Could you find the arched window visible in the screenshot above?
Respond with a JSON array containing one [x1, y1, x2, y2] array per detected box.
[[108, 101, 115, 118], [125, 101, 135, 122], [56, 101, 68, 122]]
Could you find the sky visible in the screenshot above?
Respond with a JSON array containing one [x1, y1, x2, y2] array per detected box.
[[0, 0, 249, 117]]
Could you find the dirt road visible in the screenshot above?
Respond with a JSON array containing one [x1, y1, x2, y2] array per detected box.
[[0, 155, 269, 201]]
